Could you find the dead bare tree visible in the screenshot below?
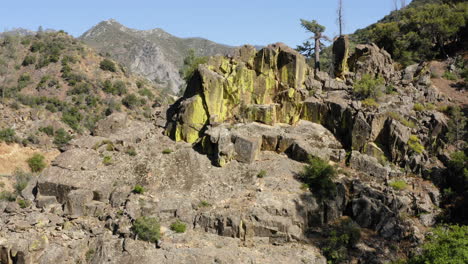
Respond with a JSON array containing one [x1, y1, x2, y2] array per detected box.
[[400, 0, 406, 9], [337, 0, 344, 36], [392, 0, 398, 11]]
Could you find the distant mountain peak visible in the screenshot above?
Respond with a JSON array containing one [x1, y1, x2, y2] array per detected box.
[[80, 21, 236, 93]]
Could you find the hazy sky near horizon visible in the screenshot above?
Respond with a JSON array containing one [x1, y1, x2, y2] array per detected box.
[[1, 0, 410, 47]]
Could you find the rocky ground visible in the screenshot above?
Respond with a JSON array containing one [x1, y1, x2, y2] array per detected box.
[[0, 39, 464, 263]]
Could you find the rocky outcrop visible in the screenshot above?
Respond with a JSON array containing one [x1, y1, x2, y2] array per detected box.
[[166, 43, 310, 143], [332, 35, 350, 79], [203, 120, 346, 166], [348, 43, 396, 82]]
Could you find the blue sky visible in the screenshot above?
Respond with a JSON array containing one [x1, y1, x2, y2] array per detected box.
[[1, 0, 410, 47]]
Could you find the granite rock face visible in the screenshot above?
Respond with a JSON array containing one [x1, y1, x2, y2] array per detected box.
[[166, 43, 310, 143]]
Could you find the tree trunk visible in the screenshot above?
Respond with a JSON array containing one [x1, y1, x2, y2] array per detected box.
[[314, 35, 321, 72]]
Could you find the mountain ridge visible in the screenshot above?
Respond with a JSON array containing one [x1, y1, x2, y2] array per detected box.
[[80, 19, 236, 93]]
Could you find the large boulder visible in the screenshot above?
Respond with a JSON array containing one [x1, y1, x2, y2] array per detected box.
[[332, 35, 350, 79], [166, 43, 310, 143], [348, 43, 396, 82]]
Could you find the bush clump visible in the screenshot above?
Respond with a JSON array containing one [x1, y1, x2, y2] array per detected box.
[[413, 103, 425, 112], [442, 71, 457, 81], [408, 135, 424, 154], [132, 216, 161, 243], [321, 218, 362, 264], [353, 74, 385, 99], [102, 156, 112, 166], [408, 225, 468, 264], [299, 156, 337, 200], [100, 59, 117, 72], [39, 126, 54, 136], [361, 98, 379, 108], [53, 128, 72, 147], [22, 55, 36, 66], [257, 170, 267, 178], [0, 128, 17, 143], [389, 180, 408, 191], [122, 94, 141, 109], [27, 153, 46, 173], [170, 220, 187, 233], [162, 148, 173, 154], [132, 185, 144, 194]]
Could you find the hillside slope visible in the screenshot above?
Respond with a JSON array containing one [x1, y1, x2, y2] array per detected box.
[[80, 19, 236, 93], [0, 31, 168, 147]]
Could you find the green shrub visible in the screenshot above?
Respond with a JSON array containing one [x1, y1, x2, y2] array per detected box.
[[132, 185, 144, 194], [321, 218, 362, 264], [102, 80, 127, 96], [138, 88, 155, 99], [353, 74, 385, 99], [132, 216, 161, 243], [126, 147, 137, 156], [136, 80, 146, 88], [198, 200, 211, 208], [113, 80, 127, 95], [408, 225, 468, 264], [27, 153, 46, 173], [0, 128, 17, 143], [0, 191, 16, 202], [299, 156, 337, 200], [389, 180, 407, 190], [61, 107, 83, 131], [17, 199, 30, 208], [408, 135, 424, 154], [361, 98, 379, 108], [122, 94, 140, 109], [18, 73, 32, 90], [386, 112, 416, 128], [103, 156, 112, 166], [257, 170, 267, 178], [413, 103, 425, 112], [162, 148, 173, 154], [22, 55, 36, 66], [170, 220, 187, 233], [100, 59, 117, 72], [68, 82, 91, 95], [180, 49, 208, 82], [53, 128, 72, 147], [442, 71, 457, 81], [39, 126, 54, 136]]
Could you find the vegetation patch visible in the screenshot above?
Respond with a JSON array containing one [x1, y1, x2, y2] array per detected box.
[[407, 225, 468, 264], [386, 112, 416, 128], [170, 220, 187, 233], [27, 153, 46, 173], [413, 103, 425, 112], [53, 128, 72, 147], [162, 148, 173, 154], [321, 217, 361, 264], [353, 74, 385, 99], [408, 135, 424, 154], [389, 180, 407, 191], [298, 156, 337, 200], [198, 200, 211, 208], [257, 170, 267, 178], [0, 128, 17, 143], [102, 156, 113, 166], [99, 59, 117, 72], [132, 216, 161, 243], [361, 98, 379, 108], [132, 185, 144, 194]]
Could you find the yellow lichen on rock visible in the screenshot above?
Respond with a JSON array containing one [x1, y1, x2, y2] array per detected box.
[[166, 43, 311, 142]]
